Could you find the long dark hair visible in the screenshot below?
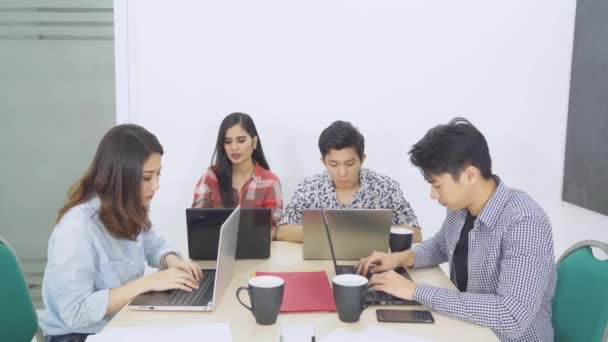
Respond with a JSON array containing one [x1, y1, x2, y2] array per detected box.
[[57, 124, 164, 240], [212, 112, 269, 207]]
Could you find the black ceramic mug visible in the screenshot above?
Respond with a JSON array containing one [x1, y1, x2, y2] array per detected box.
[[389, 227, 413, 253], [332, 274, 370, 323], [236, 275, 284, 325]]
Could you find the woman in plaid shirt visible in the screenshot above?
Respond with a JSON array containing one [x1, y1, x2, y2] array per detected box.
[[192, 112, 283, 238]]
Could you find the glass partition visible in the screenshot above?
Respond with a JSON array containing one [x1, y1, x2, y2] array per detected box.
[[0, 0, 116, 308]]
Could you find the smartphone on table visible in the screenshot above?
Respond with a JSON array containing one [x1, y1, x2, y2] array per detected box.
[[376, 309, 435, 323]]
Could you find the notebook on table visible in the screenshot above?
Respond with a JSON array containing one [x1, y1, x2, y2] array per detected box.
[[254, 271, 336, 312]]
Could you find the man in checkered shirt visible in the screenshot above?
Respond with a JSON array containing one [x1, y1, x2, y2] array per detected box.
[[358, 118, 556, 341]]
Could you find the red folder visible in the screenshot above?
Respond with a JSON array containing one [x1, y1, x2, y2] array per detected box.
[[254, 271, 336, 312]]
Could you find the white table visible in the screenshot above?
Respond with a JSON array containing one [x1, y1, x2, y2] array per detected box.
[[107, 242, 497, 341]]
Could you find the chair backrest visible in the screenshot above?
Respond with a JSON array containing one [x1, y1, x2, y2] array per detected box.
[[0, 238, 39, 342], [553, 240, 608, 342]]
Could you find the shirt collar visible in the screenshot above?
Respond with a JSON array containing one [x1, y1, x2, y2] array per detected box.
[[321, 171, 335, 195], [87, 194, 102, 211], [322, 168, 368, 194], [358, 168, 370, 191], [475, 175, 510, 229], [251, 162, 264, 184]]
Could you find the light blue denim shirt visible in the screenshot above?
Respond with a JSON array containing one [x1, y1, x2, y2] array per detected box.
[[40, 197, 179, 336]]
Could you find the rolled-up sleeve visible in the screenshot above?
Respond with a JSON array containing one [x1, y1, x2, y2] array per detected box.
[[44, 225, 109, 330], [142, 228, 180, 268]]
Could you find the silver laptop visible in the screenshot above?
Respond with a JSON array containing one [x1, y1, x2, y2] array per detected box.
[[129, 207, 240, 311], [302, 209, 391, 260]]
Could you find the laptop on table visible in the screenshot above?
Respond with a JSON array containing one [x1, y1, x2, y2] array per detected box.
[[303, 209, 392, 260], [320, 209, 418, 306], [129, 207, 241, 311], [186, 208, 271, 260]]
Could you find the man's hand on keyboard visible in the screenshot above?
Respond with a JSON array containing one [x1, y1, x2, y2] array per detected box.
[[367, 270, 417, 301], [356, 251, 399, 277]]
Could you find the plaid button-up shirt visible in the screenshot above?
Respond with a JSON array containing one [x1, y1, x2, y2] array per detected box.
[[412, 176, 556, 341], [192, 164, 283, 231]]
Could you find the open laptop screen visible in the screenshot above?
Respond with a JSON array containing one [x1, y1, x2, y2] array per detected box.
[[303, 209, 391, 260], [186, 208, 271, 260]]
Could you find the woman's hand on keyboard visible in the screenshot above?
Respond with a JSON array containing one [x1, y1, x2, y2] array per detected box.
[[144, 268, 200, 292], [164, 254, 203, 282]]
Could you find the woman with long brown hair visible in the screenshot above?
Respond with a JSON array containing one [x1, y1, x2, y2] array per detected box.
[[41, 124, 201, 341]]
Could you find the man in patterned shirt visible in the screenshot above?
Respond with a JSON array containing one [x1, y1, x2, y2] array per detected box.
[[358, 118, 556, 341], [276, 120, 420, 243]]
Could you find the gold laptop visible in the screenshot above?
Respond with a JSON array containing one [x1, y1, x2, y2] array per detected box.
[[302, 209, 391, 260]]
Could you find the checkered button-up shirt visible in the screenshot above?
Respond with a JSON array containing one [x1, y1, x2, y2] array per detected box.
[[192, 163, 283, 231], [412, 176, 556, 341], [280, 168, 419, 227]]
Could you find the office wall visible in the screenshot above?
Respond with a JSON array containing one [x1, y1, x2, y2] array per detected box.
[[114, 0, 607, 259]]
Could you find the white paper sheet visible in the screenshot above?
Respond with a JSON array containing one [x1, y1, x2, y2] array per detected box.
[[87, 323, 232, 342], [320, 325, 433, 342], [280, 324, 316, 342]]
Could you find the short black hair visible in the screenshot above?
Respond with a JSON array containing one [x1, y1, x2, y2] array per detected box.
[[409, 117, 492, 181], [318, 120, 365, 159]]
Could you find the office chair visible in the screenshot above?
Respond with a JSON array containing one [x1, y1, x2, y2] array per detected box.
[[0, 236, 43, 342], [553, 239, 608, 342]]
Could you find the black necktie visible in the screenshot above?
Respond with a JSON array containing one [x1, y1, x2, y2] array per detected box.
[[451, 213, 476, 292]]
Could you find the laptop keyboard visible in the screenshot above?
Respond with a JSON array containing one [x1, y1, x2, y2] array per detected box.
[[365, 289, 418, 305], [336, 265, 358, 275], [336, 265, 419, 306], [168, 270, 215, 305], [336, 265, 411, 280]]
